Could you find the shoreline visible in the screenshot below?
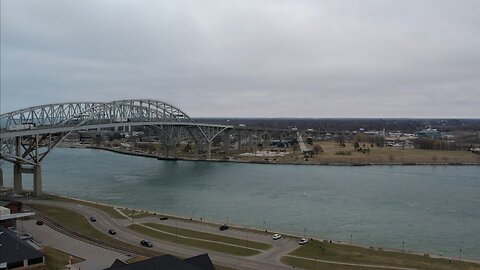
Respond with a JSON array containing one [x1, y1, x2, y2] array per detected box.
[[81, 145, 480, 166], [35, 192, 480, 264]]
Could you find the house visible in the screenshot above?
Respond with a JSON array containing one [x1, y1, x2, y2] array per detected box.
[[0, 228, 45, 270], [0, 200, 22, 214], [0, 203, 35, 229], [104, 253, 215, 270]]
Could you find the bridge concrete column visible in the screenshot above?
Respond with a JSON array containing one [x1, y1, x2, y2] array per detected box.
[[194, 141, 199, 158], [164, 144, 169, 157], [0, 167, 3, 188], [172, 143, 177, 158], [13, 164, 23, 194], [33, 165, 42, 196], [223, 131, 230, 156], [207, 141, 212, 159]]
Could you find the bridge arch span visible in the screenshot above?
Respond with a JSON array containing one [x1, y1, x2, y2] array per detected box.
[[0, 99, 232, 195]]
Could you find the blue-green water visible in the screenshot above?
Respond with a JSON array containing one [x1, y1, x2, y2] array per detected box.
[[2, 148, 479, 260]]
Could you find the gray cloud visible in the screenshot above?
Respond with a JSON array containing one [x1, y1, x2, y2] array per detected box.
[[1, 0, 479, 117]]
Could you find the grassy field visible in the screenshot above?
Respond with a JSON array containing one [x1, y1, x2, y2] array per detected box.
[[142, 222, 272, 250], [283, 240, 480, 270], [30, 204, 163, 257], [33, 204, 242, 269], [128, 224, 262, 256], [237, 141, 480, 165], [119, 208, 156, 219], [44, 246, 84, 270], [39, 194, 127, 219]]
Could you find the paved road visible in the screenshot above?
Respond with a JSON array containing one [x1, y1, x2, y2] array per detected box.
[[125, 213, 300, 264], [19, 219, 130, 270], [22, 199, 298, 270]]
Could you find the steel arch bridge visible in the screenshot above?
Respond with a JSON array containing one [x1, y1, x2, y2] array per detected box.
[[0, 99, 233, 195]]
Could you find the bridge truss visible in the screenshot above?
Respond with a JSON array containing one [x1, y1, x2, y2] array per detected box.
[[0, 99, 232, 195]]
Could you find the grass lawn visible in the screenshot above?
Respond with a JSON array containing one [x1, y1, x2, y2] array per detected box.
[[282, 256, 388, 270], [124, 256, 237, 270], [283, 240, 480, 270], [143, 222, 272, 250], [40, 194, 127, 219], [119, 208, 156, 219], [30, 204, 162, 257], [306, 141, 480, 165], [128, 224, 261, 256], [235, 141, 480, 165], [44, 246, 84, 270]]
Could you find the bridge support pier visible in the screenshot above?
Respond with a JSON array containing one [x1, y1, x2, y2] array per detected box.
[[0, 167, 3, 189], [13, 164, 23, 194], [223, 131, 230, 157], [33, 165, 42, 196], [12, 163, 43, 196], [207, 141, 212, 159], [172, 143, 177, 158], [194, 141, 199, 158]]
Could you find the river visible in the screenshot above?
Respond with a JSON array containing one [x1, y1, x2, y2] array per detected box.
[[1, 148, 479, 260]]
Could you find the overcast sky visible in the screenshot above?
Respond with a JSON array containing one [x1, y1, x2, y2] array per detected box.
[[1, 0, 479, 118]]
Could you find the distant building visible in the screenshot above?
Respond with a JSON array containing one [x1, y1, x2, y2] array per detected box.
[[415, 129, 441, 139], [104, 253, 215, 270], [0, 201, 35, 229], [0, 228, 45, 270], [0, 200, 22, 214]]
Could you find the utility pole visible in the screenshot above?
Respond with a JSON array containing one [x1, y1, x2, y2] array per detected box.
[[245, 230, 248, 256]]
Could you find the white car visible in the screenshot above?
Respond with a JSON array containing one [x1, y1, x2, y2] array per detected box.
[[298, 238, 309, 245], [272, 233, 282, 240]]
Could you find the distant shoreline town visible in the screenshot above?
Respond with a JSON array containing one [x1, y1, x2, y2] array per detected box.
[[58, 118, 480, 166]]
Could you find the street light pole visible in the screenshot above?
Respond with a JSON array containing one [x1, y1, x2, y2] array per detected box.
[[460, 248, 462, 260], [245, 230, 248, 256], [131, 209, 134, 228], [175, 220, 178, 243]]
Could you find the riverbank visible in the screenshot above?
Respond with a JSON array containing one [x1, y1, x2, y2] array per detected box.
[[34, 193, 480, 269], [9, 148, 478, 261], [83, 145, 480, 166]]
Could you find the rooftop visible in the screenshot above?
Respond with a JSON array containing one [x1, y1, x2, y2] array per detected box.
[[104, 253, 215, 270]]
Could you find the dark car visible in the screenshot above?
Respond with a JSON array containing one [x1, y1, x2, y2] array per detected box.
[[108, 229, 117, 235], [36, 220, 44, 225], [219, 224, 229, 231], [140, 240, 153, 247], [159, 217, 168, 221], [90, 217, 96, 222]]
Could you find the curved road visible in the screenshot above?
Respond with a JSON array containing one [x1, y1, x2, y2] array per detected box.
[[22, 199, 299, 270]]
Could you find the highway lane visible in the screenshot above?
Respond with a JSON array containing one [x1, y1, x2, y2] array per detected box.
[[20, 219, 130, 270], [22, 199, 298, 270], [129, 214, 300, 264]]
